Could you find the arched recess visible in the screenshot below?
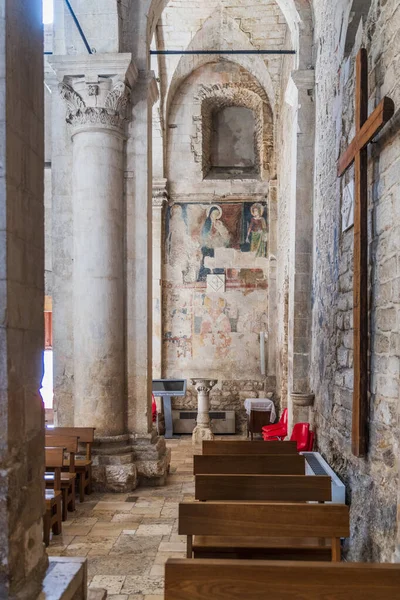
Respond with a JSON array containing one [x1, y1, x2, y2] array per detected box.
[[195, 84, 273, 179]]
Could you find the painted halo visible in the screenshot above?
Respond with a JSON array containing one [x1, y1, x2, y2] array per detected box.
[[250, 202, 264, 216], [207, 204, 223, 219]]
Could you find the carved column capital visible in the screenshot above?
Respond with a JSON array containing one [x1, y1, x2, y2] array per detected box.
[[48, 54, 138, 136], [152, 178, 169, 208], [191, 379, 218, 395]]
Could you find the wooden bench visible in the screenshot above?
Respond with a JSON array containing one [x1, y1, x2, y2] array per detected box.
[[43, 447, 63, 546], [195, 474, 331, 502], [179, 502, 349, 562], [47, 426, 95, 501], [165, 559, 400, 599], [194, 454, 305, 475], [45, 434, 78, 520], [202, 440, 298, 455]]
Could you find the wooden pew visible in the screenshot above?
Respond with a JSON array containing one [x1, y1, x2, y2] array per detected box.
[[194, 454, 305, 475], [45, 434, 78, 519], [202, 440, 298, 455], [195, 474, 331, 502], [165, 559, 400, 600], [47, 426, 95, 501], [43, 447, 63, 546], [179, 502, 349, 562]]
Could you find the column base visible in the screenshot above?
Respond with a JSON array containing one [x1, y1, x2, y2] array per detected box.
[[38, 557, 87, 600], [132, 430, 171, 487], [91, 434, 138, 493], [192, 425, 214, 445]]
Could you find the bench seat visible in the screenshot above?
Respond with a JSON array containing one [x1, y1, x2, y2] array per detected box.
[[193, 536, 331, 561]]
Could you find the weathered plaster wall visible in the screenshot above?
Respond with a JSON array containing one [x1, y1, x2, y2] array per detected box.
[[163, 60, 275, 432], [0, 0, 48, 596], [275, 36, 297, 407], [311, 0, 400, 561]]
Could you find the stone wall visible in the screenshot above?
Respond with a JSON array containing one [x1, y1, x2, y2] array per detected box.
[[0, 0, 48, 596], [311, 0, 400, 561], [162, 60, 276, 432]]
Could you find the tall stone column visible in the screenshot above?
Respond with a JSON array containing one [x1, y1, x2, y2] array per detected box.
[[51, 54, 139, 490], [191, 379, 218, 444], [287, 70, 316, 428], [126, 72, 171, 485], [152, 179, 168, 380], [0, 1, 48, 595]]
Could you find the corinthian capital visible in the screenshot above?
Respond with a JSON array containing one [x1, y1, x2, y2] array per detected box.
[[59, 80, 132, 133], [48, 54, 138, 135]]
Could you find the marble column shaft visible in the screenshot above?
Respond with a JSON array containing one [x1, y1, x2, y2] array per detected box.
[[72, 129, 125, 436]]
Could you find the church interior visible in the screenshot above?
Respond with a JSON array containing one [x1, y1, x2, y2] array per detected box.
[[1, 0, 400, 598]]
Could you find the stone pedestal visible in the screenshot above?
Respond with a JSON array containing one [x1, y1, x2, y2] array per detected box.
[[191, 379, 218, 444], [133, 430, 171, 486]]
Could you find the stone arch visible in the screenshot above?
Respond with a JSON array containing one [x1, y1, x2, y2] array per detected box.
[[194, 83, 273, 179], [344, 0, 373, 57], [147, 0, 312, 56], [165, 10, 276, 118]]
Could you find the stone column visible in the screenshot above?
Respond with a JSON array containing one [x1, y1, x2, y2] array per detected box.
[[191, 379, 218, 444], [126, 72, 171, 485], [152, 179, 168, 380], [52, 54, 139, 490], [0, 2, 48, 595], [287, 69, 316, 428]]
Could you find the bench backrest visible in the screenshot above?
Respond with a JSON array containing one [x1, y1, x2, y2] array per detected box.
[[179, 502, 349, 538], [165, 559, 400, 600], [202, 440, 298, 455], [194, 454, 305, 475], [179, 502, 349, 561], [195, 474, 331, 502], [45, 446, 64, 490], [45, 434, 79, 472], [46, 426, 95, 459]]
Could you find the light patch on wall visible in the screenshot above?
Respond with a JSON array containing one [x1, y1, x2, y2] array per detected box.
[[43, 0, 54, 24]]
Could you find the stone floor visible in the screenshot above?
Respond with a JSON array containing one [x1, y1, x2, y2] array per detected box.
[[48, 438, 195, 599]]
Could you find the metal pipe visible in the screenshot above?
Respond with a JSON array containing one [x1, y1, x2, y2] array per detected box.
[[64, 0, 92, 54], [150, 49, 296, 55]]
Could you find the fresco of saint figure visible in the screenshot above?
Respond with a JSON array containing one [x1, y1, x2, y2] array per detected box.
[[246, 202, 268, 257], [201, 205, 231, 250]]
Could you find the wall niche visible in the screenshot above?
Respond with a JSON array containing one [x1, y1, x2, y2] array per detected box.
[[210, 106, 258, 178]]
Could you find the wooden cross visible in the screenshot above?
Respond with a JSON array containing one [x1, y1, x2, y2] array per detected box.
[[338, 48, 394, 457]]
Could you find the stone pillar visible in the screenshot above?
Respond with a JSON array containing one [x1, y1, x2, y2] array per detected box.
[[267, 180, 278, 385], [52, 54, 139, 491], [191, 379, 218, 444], [0, 2, 49, 596], [126, 72, 170, 485], [152, 179, 168, 380], [287, 69, 316, 430]]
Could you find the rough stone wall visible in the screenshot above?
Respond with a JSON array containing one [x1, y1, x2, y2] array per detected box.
[[312, 0, 400, 561], [0, 0, 48, 596]]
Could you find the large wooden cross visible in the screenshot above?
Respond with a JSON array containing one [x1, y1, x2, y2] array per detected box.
[[338, 48, 394, 457]]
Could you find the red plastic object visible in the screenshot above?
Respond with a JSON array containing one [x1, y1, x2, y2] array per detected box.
[[152, 393, 157, 423], [290, 422, 310, 452], [307, 431, 315, 451], [262, 408, 288, 441], [262, 408, 288, 433]]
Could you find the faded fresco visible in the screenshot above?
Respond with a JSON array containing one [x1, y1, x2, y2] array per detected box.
[[163, 201, 269, 380]]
